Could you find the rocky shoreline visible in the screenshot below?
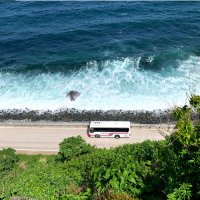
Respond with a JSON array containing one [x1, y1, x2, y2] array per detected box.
[[0, 108, 178, 124], [0, 108, 198, 124], [0, 109, 200, 124]]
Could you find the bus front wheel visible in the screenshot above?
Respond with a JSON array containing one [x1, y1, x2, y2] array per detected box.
[[115, 135, 120, 139], [95, 134, 100, 138]]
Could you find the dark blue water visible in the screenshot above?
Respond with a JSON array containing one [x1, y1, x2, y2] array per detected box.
[[0, 1, 200, 110]]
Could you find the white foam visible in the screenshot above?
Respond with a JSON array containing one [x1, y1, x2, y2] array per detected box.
[[0, 56, 199, 111]]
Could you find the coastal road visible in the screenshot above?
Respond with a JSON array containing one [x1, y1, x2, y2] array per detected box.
[[0, 125, 174, 154]]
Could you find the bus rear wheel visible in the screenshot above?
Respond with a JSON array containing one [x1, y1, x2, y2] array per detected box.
[[115, 135, 120, 139], [95, 134, 100, 138]]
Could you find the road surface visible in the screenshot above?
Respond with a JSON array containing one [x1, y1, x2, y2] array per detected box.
[[0, 125, 173, 154]]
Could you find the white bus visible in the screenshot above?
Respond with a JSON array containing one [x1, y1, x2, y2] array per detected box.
[[88, 121, 131, 139]]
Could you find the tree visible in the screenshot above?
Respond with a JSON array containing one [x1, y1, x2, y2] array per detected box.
[[170, 95, 200, 199]]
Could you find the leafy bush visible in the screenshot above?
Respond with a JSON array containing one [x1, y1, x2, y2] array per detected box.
[[0, 157, 69, 200], [167, 183, 192, 200], [169, 95, 200, 199], [0, 148, 18, 176], [56, 136, 94, 162], [189, 95, 200, 111]]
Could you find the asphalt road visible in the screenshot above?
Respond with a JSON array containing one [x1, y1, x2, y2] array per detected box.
[[0, 125, 173, 154]]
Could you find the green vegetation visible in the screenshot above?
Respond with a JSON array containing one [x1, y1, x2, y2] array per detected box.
[[56, 135, 94, 162], [0, 148, 18, 178], [0, 95, 200, 200]]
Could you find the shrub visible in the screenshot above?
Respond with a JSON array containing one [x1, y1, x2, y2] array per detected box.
[[169, 95, 200, 199], [189, 95, 200, 111], [0, 148, 18, 176], [167, 183, 192, 200], [56, 136, 94, 162]]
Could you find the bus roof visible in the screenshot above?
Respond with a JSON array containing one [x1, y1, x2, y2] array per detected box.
[[90, 121, 130, 128]]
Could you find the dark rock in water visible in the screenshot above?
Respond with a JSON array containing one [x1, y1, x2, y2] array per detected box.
[[66, 91, 80, 101]]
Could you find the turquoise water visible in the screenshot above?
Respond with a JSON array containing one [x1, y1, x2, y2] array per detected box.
[[0, 1, 200, 110]]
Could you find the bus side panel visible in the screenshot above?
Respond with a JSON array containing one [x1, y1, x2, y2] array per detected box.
[[88, 128, 131, 138]]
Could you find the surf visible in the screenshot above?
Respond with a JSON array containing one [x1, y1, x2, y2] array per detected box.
[[0, 55, 199, 111]]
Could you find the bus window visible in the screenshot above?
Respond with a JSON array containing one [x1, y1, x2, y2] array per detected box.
[[93, 128, 129, 132]]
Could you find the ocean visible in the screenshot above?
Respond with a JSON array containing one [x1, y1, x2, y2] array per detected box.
[[0, 1, 200, 111]]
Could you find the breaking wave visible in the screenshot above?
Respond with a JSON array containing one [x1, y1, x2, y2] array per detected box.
[[0, 55, 199, 111]]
